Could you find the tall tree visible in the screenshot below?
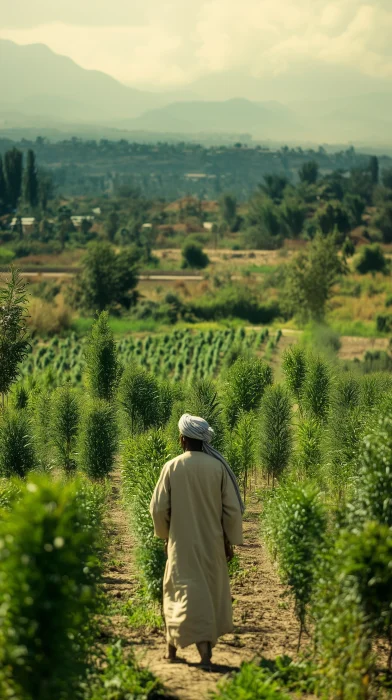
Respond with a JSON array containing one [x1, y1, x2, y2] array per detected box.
[[23, 149, 39, 209], [220, 194, 237, 230], [84, 311, 121, 401], [369, 156, 379, 185], [282, 233, 346, 322], [4, 148, 23, 210]]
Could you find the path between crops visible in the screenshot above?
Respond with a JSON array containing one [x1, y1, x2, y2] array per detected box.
[[102, 474, 303, 700]]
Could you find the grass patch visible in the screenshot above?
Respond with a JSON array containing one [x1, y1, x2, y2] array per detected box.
[[122, 599, 163, 631], [328, 319, 384, 338], [72, 317, 162, 335], [243, 264, 279, 275]]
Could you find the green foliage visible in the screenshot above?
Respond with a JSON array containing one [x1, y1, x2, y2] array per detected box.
[[226, 410, 256, 501], [79, 399, 118, 479], [119, 364, 160, 434], [302, 356, 331, 421], [0, 476, 102, 700], [51, 385, 80, 474], [282, 233, 346, 321], [0, 268, 31, 399], [0, 409, 35, 478], [122, 429, 170, 602], [186, 378, 225, 451], [260, 385, 292, 486], [0, 478, 23, 511], [211, 662, 291, 699], [225, 356, 273, 427], [282, 345, 306, 404], [355, 244, 388, 274], [295, 418, 322, 480], [348, 412, 392, 527], [73, 242, 139, 312], [85, 311, 122, 401], [86, 641, 165, 700], [262, 484, 327, 644], [299, 161, 319, 185], [4, 147, 23, 209], [23, 149, 39, 209], [181, 241, 209, 269]]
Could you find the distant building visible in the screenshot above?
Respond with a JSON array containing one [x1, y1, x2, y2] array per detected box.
[[203, 222, 214, 232], [142, 223, 153, 230], [10, 217, 36, 234], [92, 207, 102, 215]]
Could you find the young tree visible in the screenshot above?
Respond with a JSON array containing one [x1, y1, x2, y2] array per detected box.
[[260, 384, 292, 486], [282, 233, 346, 322], [79, 399, 118, 479], [74, 242, 139, 312], [220, 194, 237, 230], [106, 210, 120, 242], [23, 149, 39, 209], [280, 198, 306, 238], [368, 155, 379, 185], [51, 386, 80, 474], [84, 311, 121, 401], [225, 356, 273, 427], [0, 409, 35, 477], [282, 345, 307, 406], [4, 148, 23, 209], [0, 268, 30, 406], [302, 356, 331, 422], [119, 365, 160, 434]]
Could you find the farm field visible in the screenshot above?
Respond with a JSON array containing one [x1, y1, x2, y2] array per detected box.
[[1, 268, 392, 699]]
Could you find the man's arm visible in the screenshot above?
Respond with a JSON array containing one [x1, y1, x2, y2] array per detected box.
[[149, 463, 171, 539], [222, 468, 244, 546]]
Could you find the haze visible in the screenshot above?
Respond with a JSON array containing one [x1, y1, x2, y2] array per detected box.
[[1, 0, 392, 99]]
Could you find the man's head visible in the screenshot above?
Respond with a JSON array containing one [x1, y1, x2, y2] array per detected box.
[[180, 434, 203, 452]]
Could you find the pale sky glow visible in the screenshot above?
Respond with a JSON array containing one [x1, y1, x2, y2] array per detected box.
[[1, 0, 392, 87]]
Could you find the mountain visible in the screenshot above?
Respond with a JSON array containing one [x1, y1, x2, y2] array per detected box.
[[118, 98, 302, 139], [0, 39, 167, 122]]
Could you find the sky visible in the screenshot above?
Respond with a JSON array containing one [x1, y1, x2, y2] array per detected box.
[[1, 0, 392, 89]]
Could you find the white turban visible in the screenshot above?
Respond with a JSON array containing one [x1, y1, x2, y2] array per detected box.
[[178, 413, 245, 513]]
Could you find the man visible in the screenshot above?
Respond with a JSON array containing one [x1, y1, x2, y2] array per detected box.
[[150, 413, 244, 667]]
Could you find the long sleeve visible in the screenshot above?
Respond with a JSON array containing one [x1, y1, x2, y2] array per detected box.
[[222, 468, 244, 545], [149, 463, 171, 539]]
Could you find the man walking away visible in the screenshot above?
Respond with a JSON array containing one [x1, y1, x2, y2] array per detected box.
[[150, 413, 244, 667]]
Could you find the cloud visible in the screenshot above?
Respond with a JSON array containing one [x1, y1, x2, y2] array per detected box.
[[1, 0, 392, 86]]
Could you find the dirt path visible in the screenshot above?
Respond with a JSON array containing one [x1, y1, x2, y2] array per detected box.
[[101, 476, 300, 700]]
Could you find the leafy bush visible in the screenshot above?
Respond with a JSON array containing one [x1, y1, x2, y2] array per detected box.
[[119, 364, 161, 434], [262, 484, 326, 645], [0, 477, 102, 700], [302, 356, 331, 421], [0, 409, 35, 477], [211, 663, 291, 699], [181, 241, 209, 269], [0, 268, 31, 400], [79, 400, 118, 479], [122, 430, 169, 603], [51, 385, 80, 474], [282, 345, 306, 404], [260, 385, 292, 487], [86, 641, 165, 700], [225, 357, 273, 427], [295, 418, 322, 480], [354, 244, 388, 275], [190, 286, 281, 324], [226, 410, 256, 502], [84, 311, 122, 401]]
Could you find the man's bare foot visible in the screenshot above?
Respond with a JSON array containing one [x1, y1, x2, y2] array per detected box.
[[196, 642, 212, 668], [164, 643, 177, 663]]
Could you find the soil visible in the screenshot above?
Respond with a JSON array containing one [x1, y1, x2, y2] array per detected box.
[[101, 475, 301, 700]]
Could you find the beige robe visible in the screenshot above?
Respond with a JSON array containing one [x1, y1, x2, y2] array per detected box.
[[149, 450, 243, 649]]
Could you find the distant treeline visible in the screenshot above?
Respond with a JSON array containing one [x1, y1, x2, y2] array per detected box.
[[0, 137, 391, 200]]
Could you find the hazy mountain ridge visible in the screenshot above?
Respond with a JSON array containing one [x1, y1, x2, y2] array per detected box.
[[1, 39, 392, 144]]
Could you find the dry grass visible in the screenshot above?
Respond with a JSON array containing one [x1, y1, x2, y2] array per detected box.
[[28, 297, 73, 335]]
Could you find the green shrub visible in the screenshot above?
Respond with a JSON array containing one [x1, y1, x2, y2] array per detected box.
[[295, 418, 322, 480], [84, 311, 122, 401], [355, 244, 388, 274], [302, 356, 331, 421], [181, 241, 209, 269], [262, 484, 326, 646], [86, 641, 165, 700], [0, 409, 35, 477], [30, 388, 53, 471], [226, 410, 256, 501], [119, 364, 160, 434], [260, 385, 292, 487], [122, 430, 170, 603], [79, 400, 118, 479], [282, 345, 306, 404], [211, 663, 291, 699], [51, 385, 80, 474], [225, 357, 273, 427], [0, 476, 102, 700]]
